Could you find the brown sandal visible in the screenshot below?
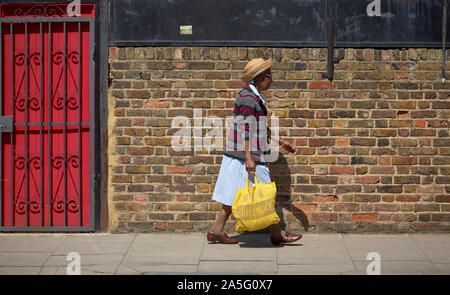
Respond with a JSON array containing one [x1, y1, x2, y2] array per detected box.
[[271, 231, 302, 245]]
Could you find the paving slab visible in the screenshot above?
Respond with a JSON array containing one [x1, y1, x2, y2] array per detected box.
[[0, 266, 42, 275], [198, 260, 277, 274], [277, 263, 356, 275], [40, 265, 118, 275], [296, 233, 344, 241], [53, 234, 135, 255], [409, 236, 450, 264], [277, 240, 351, 265], [0, 234, 65, 252], [201, 242, 277, 261], [352, 260, 439, 275], [0, 233, 449, 275], [122, 233, 204, 267], [409, 234, 450, 239], [44, 254, 124, 267], [115, 264, 144, 275], [117, 264, 198, 275], [200, 232, 281, 262], [343, 234, 428, 261], [432, 264, 450, 274], [0, 252, 50, 267]]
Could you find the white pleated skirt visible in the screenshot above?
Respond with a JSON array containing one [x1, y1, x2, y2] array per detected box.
[[212, 154, 271, 206]]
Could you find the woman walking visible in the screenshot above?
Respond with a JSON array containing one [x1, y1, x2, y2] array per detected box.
[[207, 58, 303, 245]]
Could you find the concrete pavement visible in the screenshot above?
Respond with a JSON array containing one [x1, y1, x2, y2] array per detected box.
[[0, 232, 449, 275]]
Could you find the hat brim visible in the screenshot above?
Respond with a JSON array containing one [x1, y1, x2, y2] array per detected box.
[[241, 59, 273, 83]]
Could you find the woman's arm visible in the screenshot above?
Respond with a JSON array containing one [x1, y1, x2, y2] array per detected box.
[[267, 128, 297, 155], [244, 140, 256, 173]]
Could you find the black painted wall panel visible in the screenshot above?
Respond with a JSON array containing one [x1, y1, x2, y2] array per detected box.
[[109, 0, 450, 48]]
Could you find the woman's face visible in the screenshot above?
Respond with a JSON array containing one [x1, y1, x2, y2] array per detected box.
[[256, 69, 272, 91]]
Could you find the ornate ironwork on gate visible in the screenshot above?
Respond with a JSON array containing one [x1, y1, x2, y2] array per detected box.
[[0, 3, 96, 231]]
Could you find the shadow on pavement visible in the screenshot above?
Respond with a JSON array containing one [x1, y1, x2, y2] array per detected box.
[[230, 232, 304, 248]]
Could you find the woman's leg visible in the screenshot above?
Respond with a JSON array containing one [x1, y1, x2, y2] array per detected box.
[[210, 204, 233, 235], [269, 223, 284, 239]]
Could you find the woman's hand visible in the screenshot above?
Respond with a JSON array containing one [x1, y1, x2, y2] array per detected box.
[[245, 156, 256, 174], [281, 140, 297, 155]]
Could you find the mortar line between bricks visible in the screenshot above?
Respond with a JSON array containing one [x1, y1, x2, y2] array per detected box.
[[39, 234, 68, 275], [114, 234, 137, 275]]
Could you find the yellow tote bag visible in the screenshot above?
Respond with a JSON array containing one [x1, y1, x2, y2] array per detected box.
[[232, 173, 280, 232]]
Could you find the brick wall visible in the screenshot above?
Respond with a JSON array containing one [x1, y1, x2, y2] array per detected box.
[[107, 46, 450, 233]]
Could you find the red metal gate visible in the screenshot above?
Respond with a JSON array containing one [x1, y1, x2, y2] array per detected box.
[[0, 3, 95, 231]]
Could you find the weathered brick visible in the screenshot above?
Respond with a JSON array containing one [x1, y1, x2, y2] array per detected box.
[[374, 204, 400, 212], [125, 166, 152, 174], [410, 110, 437, 118], [293, 185, 320, 193], [330, 166, 355, 174], [435, 195, 450, 203], [309, 81, 335, 90], [288, 110, 315, 118], [310, 156, 336, 164], [336, 185, 361, 194], [414, 204, 441, 212], [128, 184, 154, 193], [436, 177, 450, 184], [292, 203, 318, 212], [314, 195, 339, 202], [394, 176, 421, 184], [311, 213, 338, 222], [351, 157, 377, 165], [330, 129, 355, 136], [166, 166, 192, 174], [355, 176, 380, 184], [112, 175, 133, 183], [129, 147, 154, 155], [330, 110, 355, 118], [431, 214, 450, 221], [391, 213, 417, 222], [334, 203, 359, 212], [309, 138, 334, 147], [373, 129, 397, 137], [189, 212, 216, 220], [311, 176, 338, 184], [146, 100, 171, 108], [309, 100, 335, 109], [395, 195, 420, 202], [434, 158, 450, 165], [377, 186, 402, 193], [116, 137, 131, 145], [352, 213, 378, 222], [204, 71, 230, 80], [350, 138, 376, 146], [348, 120, 374, 128], [392, 157, 418, 165]]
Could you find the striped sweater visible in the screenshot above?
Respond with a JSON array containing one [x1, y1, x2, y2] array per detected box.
[[224, 85, 272, 164]]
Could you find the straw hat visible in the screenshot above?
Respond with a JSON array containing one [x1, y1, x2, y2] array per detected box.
[[241, 58, 273, 83]]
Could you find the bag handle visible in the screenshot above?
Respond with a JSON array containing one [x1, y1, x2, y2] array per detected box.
[[245, 171, 259, 187]]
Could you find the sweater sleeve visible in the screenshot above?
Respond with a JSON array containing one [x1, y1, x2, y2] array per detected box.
[[234, 98, 258, 142]]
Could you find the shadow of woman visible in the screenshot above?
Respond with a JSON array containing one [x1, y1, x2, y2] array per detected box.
[[269, 154, 310, 232]]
